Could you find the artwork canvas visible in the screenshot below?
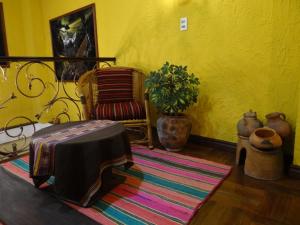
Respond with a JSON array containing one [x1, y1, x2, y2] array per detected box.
[[50, 4, 98, 81], [0, 2, 9, 67]]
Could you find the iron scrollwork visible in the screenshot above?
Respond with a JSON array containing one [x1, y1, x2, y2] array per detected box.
[[0, 56, 116, 162]]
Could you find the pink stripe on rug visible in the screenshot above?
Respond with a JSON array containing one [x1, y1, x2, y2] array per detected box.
[[131, 164, 214, 191], [133, 155, 220, 184], [66, 203, 117, 225], [112, 185, 192, 222], [1, 163, 32, 184], [132, 147, 229, 174], [21, 155, 30, 163], [1, 160, 50, 189], [103, 193, 181, 225], [142, 146, 230, 169], [113, 170, 200, 207]]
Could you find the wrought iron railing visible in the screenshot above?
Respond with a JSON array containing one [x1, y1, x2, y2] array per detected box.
[[0, 56, 116, 162]]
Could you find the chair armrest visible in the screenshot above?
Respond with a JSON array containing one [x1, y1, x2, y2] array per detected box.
[[78, 70, 95, 120]]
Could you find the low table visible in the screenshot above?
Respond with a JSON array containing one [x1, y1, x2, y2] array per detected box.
[[29, 120, 133, 207]]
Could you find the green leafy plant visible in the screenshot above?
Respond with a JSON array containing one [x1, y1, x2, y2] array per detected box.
[[145, 62, 200, 115]]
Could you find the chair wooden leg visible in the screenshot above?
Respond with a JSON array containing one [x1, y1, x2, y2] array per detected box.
[[80, 96, 89, 120], [147, 123, 154, 149], [144, 93, 153, 149]]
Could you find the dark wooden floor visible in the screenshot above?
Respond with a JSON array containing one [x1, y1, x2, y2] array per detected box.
[[2, 132, 300, 225], [180, 143, 300, 225]]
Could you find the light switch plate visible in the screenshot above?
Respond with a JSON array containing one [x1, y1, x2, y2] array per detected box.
[[180, 17, 188, 31]]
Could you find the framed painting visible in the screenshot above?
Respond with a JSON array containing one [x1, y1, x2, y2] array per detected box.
[[0, 2, 9, 67], [50, 4, 98, 81]]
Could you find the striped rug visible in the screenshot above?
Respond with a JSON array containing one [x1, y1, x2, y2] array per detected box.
[[1, 145, 231, 225]]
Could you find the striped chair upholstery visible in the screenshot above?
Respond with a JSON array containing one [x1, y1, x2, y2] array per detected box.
[[94, 67, 145, 120], [95, 101, 145, 121], [96, 68, 133, 103]]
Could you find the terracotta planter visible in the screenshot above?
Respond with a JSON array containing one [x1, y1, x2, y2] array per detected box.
[[265, 112, 292, 138], [249, 127, 282, 150], [157, 114, 192, 151], [237, 110, 263, 137]]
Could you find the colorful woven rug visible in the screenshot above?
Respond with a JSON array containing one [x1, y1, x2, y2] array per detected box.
[[1, 145, 231, 225]]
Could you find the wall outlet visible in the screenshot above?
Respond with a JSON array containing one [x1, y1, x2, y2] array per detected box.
[[180, 17, 188, 31]]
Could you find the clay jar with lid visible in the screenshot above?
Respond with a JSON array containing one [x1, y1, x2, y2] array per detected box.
[[265, 112, 292, 138], [237, 110, 263, 137]]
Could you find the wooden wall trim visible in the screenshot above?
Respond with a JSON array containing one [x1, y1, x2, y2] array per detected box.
[[188, 134, 236, 152], [289, 165, 300, 179]]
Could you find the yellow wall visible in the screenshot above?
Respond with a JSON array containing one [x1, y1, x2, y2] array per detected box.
[[39, 0, 300, 164], [2, 0, 300, 165], [0, 0, 41, 127], [0, 0, 56, 127]]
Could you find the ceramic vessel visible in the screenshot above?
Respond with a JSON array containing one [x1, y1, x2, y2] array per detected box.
[[157, 114, 192, 151], [249, 127, 282, 150], [237, 110, 263, 137], [265, 112, 292, 138], [244, 145, 283, 180]]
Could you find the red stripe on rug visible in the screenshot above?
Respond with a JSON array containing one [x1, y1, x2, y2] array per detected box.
[[112, 171, 200, 207], [132, 146, 230, 174], [112, 184, 192, 222], [20, 155, 30, 163], [103, 193, 181, 225], [66, 202, 117, 225], [130, 164, 214, 191], [133, 155, 220, 184], [151, 148, 230, 169], [1, 162, 33, 184]]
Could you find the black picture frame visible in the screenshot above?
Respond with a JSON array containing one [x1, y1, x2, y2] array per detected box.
[[50, 4, 98, 81], [0, 2, 9, 67]]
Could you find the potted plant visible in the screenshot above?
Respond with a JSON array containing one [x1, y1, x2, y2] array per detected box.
[[145, 62, 200, 151]]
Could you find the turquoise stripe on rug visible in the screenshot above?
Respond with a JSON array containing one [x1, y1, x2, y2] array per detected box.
[[133, 151, 224, 178], [11, 159, 29, 172], [118, 167, 208, 199], [47, 176, 55, 184], [94, 200, 147, 225], [12, 158, 55, 185]]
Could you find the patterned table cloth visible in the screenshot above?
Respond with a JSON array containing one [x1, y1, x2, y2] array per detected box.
[[29, 120, 133, 207]]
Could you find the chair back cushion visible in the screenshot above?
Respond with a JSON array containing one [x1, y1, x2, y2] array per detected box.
[[95, 101, 145, 121], [95, 67, 133, 103]]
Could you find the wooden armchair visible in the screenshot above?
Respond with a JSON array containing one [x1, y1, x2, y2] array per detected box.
[[78, 67, 153, 149]]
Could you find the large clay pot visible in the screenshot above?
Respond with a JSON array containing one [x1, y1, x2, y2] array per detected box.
[[157, 114, 192, 151], [249, 127, 282, 150], [265, 112, 292, 138], [237, 110, 263, 137]]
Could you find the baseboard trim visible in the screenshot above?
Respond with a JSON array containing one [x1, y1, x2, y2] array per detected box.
[[289, 165, 300, 179], [188, 134, 236, 152]]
